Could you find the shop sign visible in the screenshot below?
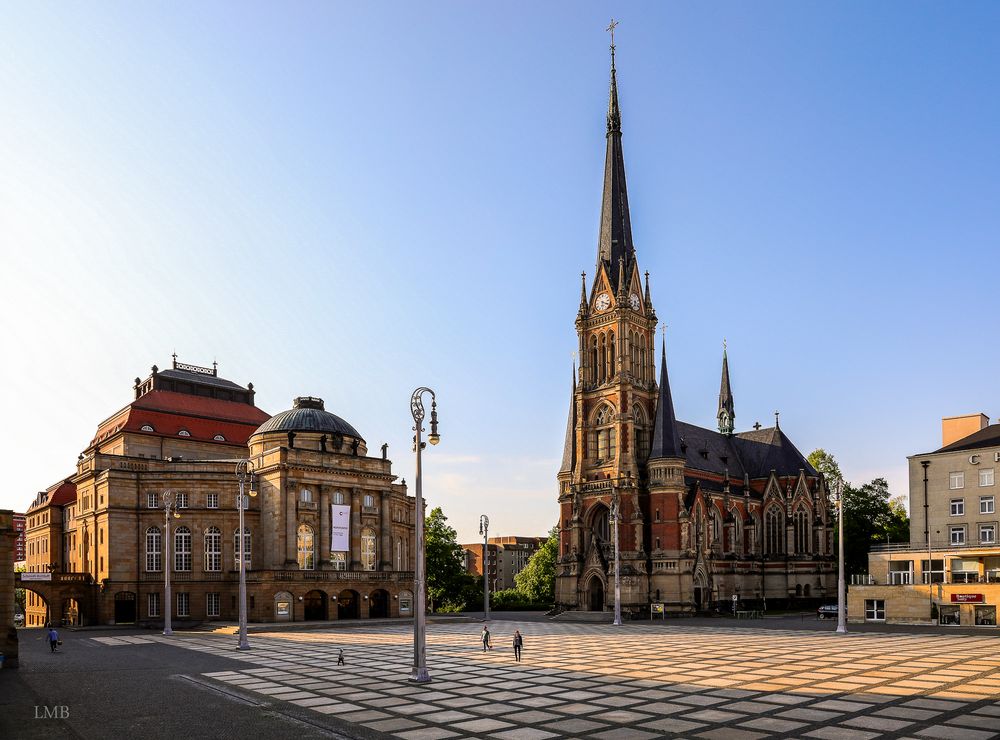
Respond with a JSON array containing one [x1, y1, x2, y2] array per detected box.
[[20, 572, 52, 581], [951, 593, 985, 603], [651, 603, 665, 614]]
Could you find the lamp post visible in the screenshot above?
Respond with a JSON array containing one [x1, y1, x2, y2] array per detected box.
[[611, 487, 622, 626], [162, 491, 181, 636], [922, 461, 933, 617], [833, 479, 847, 634], [479, 515, 490, 621], [410, 387, 440, 683], [235, 460, 258, 651]]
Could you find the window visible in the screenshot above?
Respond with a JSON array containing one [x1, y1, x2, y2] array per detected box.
[[145, 527, 162, 572], [174, 527, 192, 571], [234, 528, 251, 569], [176, 493, 188, 509], [333, 491, 345, 505], [206, 592, 220, 618], [951, 499, 965, 516], [592, 507, 610, 542], [147, 492, 158, 509], [204, 527, 221, 572], [331, 552, 346, 570], [950, 472, 965, 490], [981, 496, 995, 514], [364, 493, 375, 508], [921, 559, 945, 584], [206, 493, 219, 509], [975, 605, 997, 626], [361, 528, 377, 571], [764, 506, 784, 555], [981, 524, 996, 544], [213, 434, 226, 442], [951, 526, 966, 545], [939, 605, 960, 626], [148, 592, 160, 617], [864, 599, 886, 621], [177, 592, 189, 617], [300, 489, 312, 503], [141, 424, 155, 432], [297, 525, 315, 570], [794, 507, 810, 554], [178, 429, 191, 437], [981, 469, 995, 487]]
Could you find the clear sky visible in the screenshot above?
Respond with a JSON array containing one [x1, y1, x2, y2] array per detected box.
[[2, 3, 999, 543]]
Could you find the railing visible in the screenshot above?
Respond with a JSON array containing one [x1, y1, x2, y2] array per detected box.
[[888, 571, 913, 585], [871, 540, 1000, 553], [851, 574, 875, 585]]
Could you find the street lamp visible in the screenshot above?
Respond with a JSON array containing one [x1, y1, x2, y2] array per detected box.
[[479, 515, 490, 621], [235, 460, 258, 651], [611, 488, 622, 626], [410, 387, 439, 683], [833, 479, 847, 634], [162, 491, 181, 636], [921, 460, 933, 618]]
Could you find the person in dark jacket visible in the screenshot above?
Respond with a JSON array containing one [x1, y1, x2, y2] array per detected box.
[[481, 626, 491, 652], [512, 630, 523, 662], [47, 627, 59, 653]]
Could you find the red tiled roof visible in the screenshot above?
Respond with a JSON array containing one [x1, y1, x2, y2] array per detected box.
[[27, 480, 76, 512]]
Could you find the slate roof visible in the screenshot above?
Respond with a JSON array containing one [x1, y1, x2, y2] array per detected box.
[[934, 423, 1000, 453], [671, 422, 816, 480], [156, 368, 246, 391], [649, 346, 682, 460], [255, 397, 363, 441]]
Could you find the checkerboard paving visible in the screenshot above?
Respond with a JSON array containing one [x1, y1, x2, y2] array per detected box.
[[92, 624, 1000, 738]]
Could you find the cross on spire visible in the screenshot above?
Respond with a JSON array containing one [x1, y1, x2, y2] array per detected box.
[[607, 18, 619, 51]]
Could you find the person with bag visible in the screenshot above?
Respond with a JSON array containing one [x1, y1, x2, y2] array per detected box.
[[47, 626, 59, 653], [512, 630, 523, 662]]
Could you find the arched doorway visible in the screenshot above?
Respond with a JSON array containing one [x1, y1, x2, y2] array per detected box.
[[338, 589, 359, 619], [23, 588, 49, 627], [303, 590, 326, 620], [369, 589, 389, 618], [588, 575, 605, 612], [693, 569, 708, 612], [114, 591, 136, 624], [62, 598, 82, 627]]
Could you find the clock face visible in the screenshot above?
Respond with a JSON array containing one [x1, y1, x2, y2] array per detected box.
[[595, 292, 611, 311], [629, 293, 641, 311]]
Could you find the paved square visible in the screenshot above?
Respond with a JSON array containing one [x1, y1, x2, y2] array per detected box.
[[92, 623, 1000, 737]]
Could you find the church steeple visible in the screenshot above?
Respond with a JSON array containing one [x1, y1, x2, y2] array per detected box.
[[559, 362, 577, 474], [649, 339, 682, 460], [597, 25, 635, 293], [718, 342, 735, 435]]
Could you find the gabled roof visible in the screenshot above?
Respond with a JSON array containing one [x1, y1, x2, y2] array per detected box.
[[934, 423, 1000, 453], [734, 426, 816, 478]]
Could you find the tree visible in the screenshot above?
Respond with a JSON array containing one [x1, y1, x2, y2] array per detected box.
[[423, 506, 468, 612], [514, 527, 558, 603], [808, 448, 843, 489]]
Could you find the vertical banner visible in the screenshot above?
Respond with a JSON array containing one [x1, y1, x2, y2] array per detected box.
[[331, 504, 351, 551]]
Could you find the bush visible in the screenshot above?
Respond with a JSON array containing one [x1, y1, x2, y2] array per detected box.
[[490, 588, 550, 611]]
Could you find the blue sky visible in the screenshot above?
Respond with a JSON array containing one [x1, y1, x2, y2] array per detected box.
[[2, 3, 999, 542]]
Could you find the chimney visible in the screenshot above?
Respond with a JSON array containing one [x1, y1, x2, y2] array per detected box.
[[942, 413, 990, 447]]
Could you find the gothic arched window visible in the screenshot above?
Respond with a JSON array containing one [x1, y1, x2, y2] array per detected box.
[[640, 335, 648, 382], [608, 331, 616, 379], [599, 333, 608, 384], [764, 506, 784, 555], [591, 505, 610, 543], [633, 404, 650, 461], [592, 405, 616, 462], [590, 336, 599, 384], [204, 526, 221, 572], [794, 506, 810, 554], [297, 524, 315, 570]]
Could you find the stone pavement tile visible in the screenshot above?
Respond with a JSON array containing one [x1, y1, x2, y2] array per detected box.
[[336, 691, 387, 702], [915, 725, 998, 740], [450, 718, 515, 734], [802, 727, 880, 740], [708, 689, 760, 699], [365, 696, 414, 708], [628, 689, 681, 700], [811, 699, 875, 713], [695, 729, 769, 740], [777, 708, 843, 722], [672, 694, 728, 706], [849, 693, 899, 704], [507, 710, 562, 724], [487, 729, 560, 740], [755, 693, 812, 706], [547, 702, 606, 715], [590, 709, 654, 724], [420, 710, 478, 723], [726, 701, 784, 715], [337, 710, 394, 723], [265, 690, 317, 700], [681, 709, 749, 723], [636, 717, 707, 734], [877, 705, 945, 722], [902, 698, 967, 711], [313, 703, 365, 714], [591, 695, 645, 708], [290, 697, 343, 708], [551, 690, 602, 701], [739, 717, 809, 733], [639, 701, 690, 715], [589, 729, 661, 740], [539, 718, 608, 735], [842, 716, 914, 732], [514, 697, 564, 709], [973, 705, 1000, 716], [364, 718, 425, 733], [518, 685, 562, 696], [629, 679, 669, 688], [389, 702, 446, 716], [395, 728, 462, 740], [950, 714, 1000, 730]]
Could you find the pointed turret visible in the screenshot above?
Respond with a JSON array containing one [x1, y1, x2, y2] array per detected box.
[[717, 343, 735, 435], [559, 363, 577, 474], [649, 341, 682, 460], [596, 40, 635, 293]]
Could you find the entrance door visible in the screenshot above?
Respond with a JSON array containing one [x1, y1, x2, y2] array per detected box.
[[694, 587, 703, 611], [369, 589, 389, 618], [588, 577, 605, 611], [303, 590, 326, 620], [114, 592, 137, 624], [338, 590, 359, 619]]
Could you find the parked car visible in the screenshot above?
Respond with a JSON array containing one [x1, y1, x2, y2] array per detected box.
[[817, 604, 839, 619]]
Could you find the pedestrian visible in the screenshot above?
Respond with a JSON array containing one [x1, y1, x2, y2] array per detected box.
[[47, 626, 59, 653], [481, 626, 491, 652], [512, 630, 523, 662], [337, 649, 345, 666]]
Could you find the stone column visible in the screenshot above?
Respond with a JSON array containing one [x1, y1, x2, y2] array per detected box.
[[380, 492, 391, 570], [319, 487, 331, 567], [0, 510, 19, 668], [285, 478, 297, 566], [351, 489, 362, 569]]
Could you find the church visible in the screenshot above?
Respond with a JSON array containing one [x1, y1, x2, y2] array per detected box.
[[555, 41, 836, 615]]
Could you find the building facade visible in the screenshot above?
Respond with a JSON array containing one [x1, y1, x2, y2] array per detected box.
[[462, 536, 545, 591], [555, 44, 835, 616], [849, 413, 1000, 627], [18, 358, 417, 626], [13, 512, 25, 566]]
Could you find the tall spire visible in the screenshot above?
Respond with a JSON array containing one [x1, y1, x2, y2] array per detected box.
[[559, 362, 578, 473], [597, 19, 635, 293], [717, 341, 735, 435], [649, 332, 682, 460]]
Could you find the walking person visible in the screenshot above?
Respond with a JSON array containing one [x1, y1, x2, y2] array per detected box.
[[512, 630, 523, 662], [337, 649, 345, 666], [47, 626, 59, 653], [481, 625, 491, 652]]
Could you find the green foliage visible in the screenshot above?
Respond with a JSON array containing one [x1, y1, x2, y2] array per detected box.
[[808, 448, 843, 487], [424, 506, 468, 612], [15, 563, 25, 611], [514, 528, 558, 603], [490, 588, 550, 611]]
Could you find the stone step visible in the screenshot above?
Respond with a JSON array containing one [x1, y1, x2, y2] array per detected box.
[[549, 610, 614, 623]]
